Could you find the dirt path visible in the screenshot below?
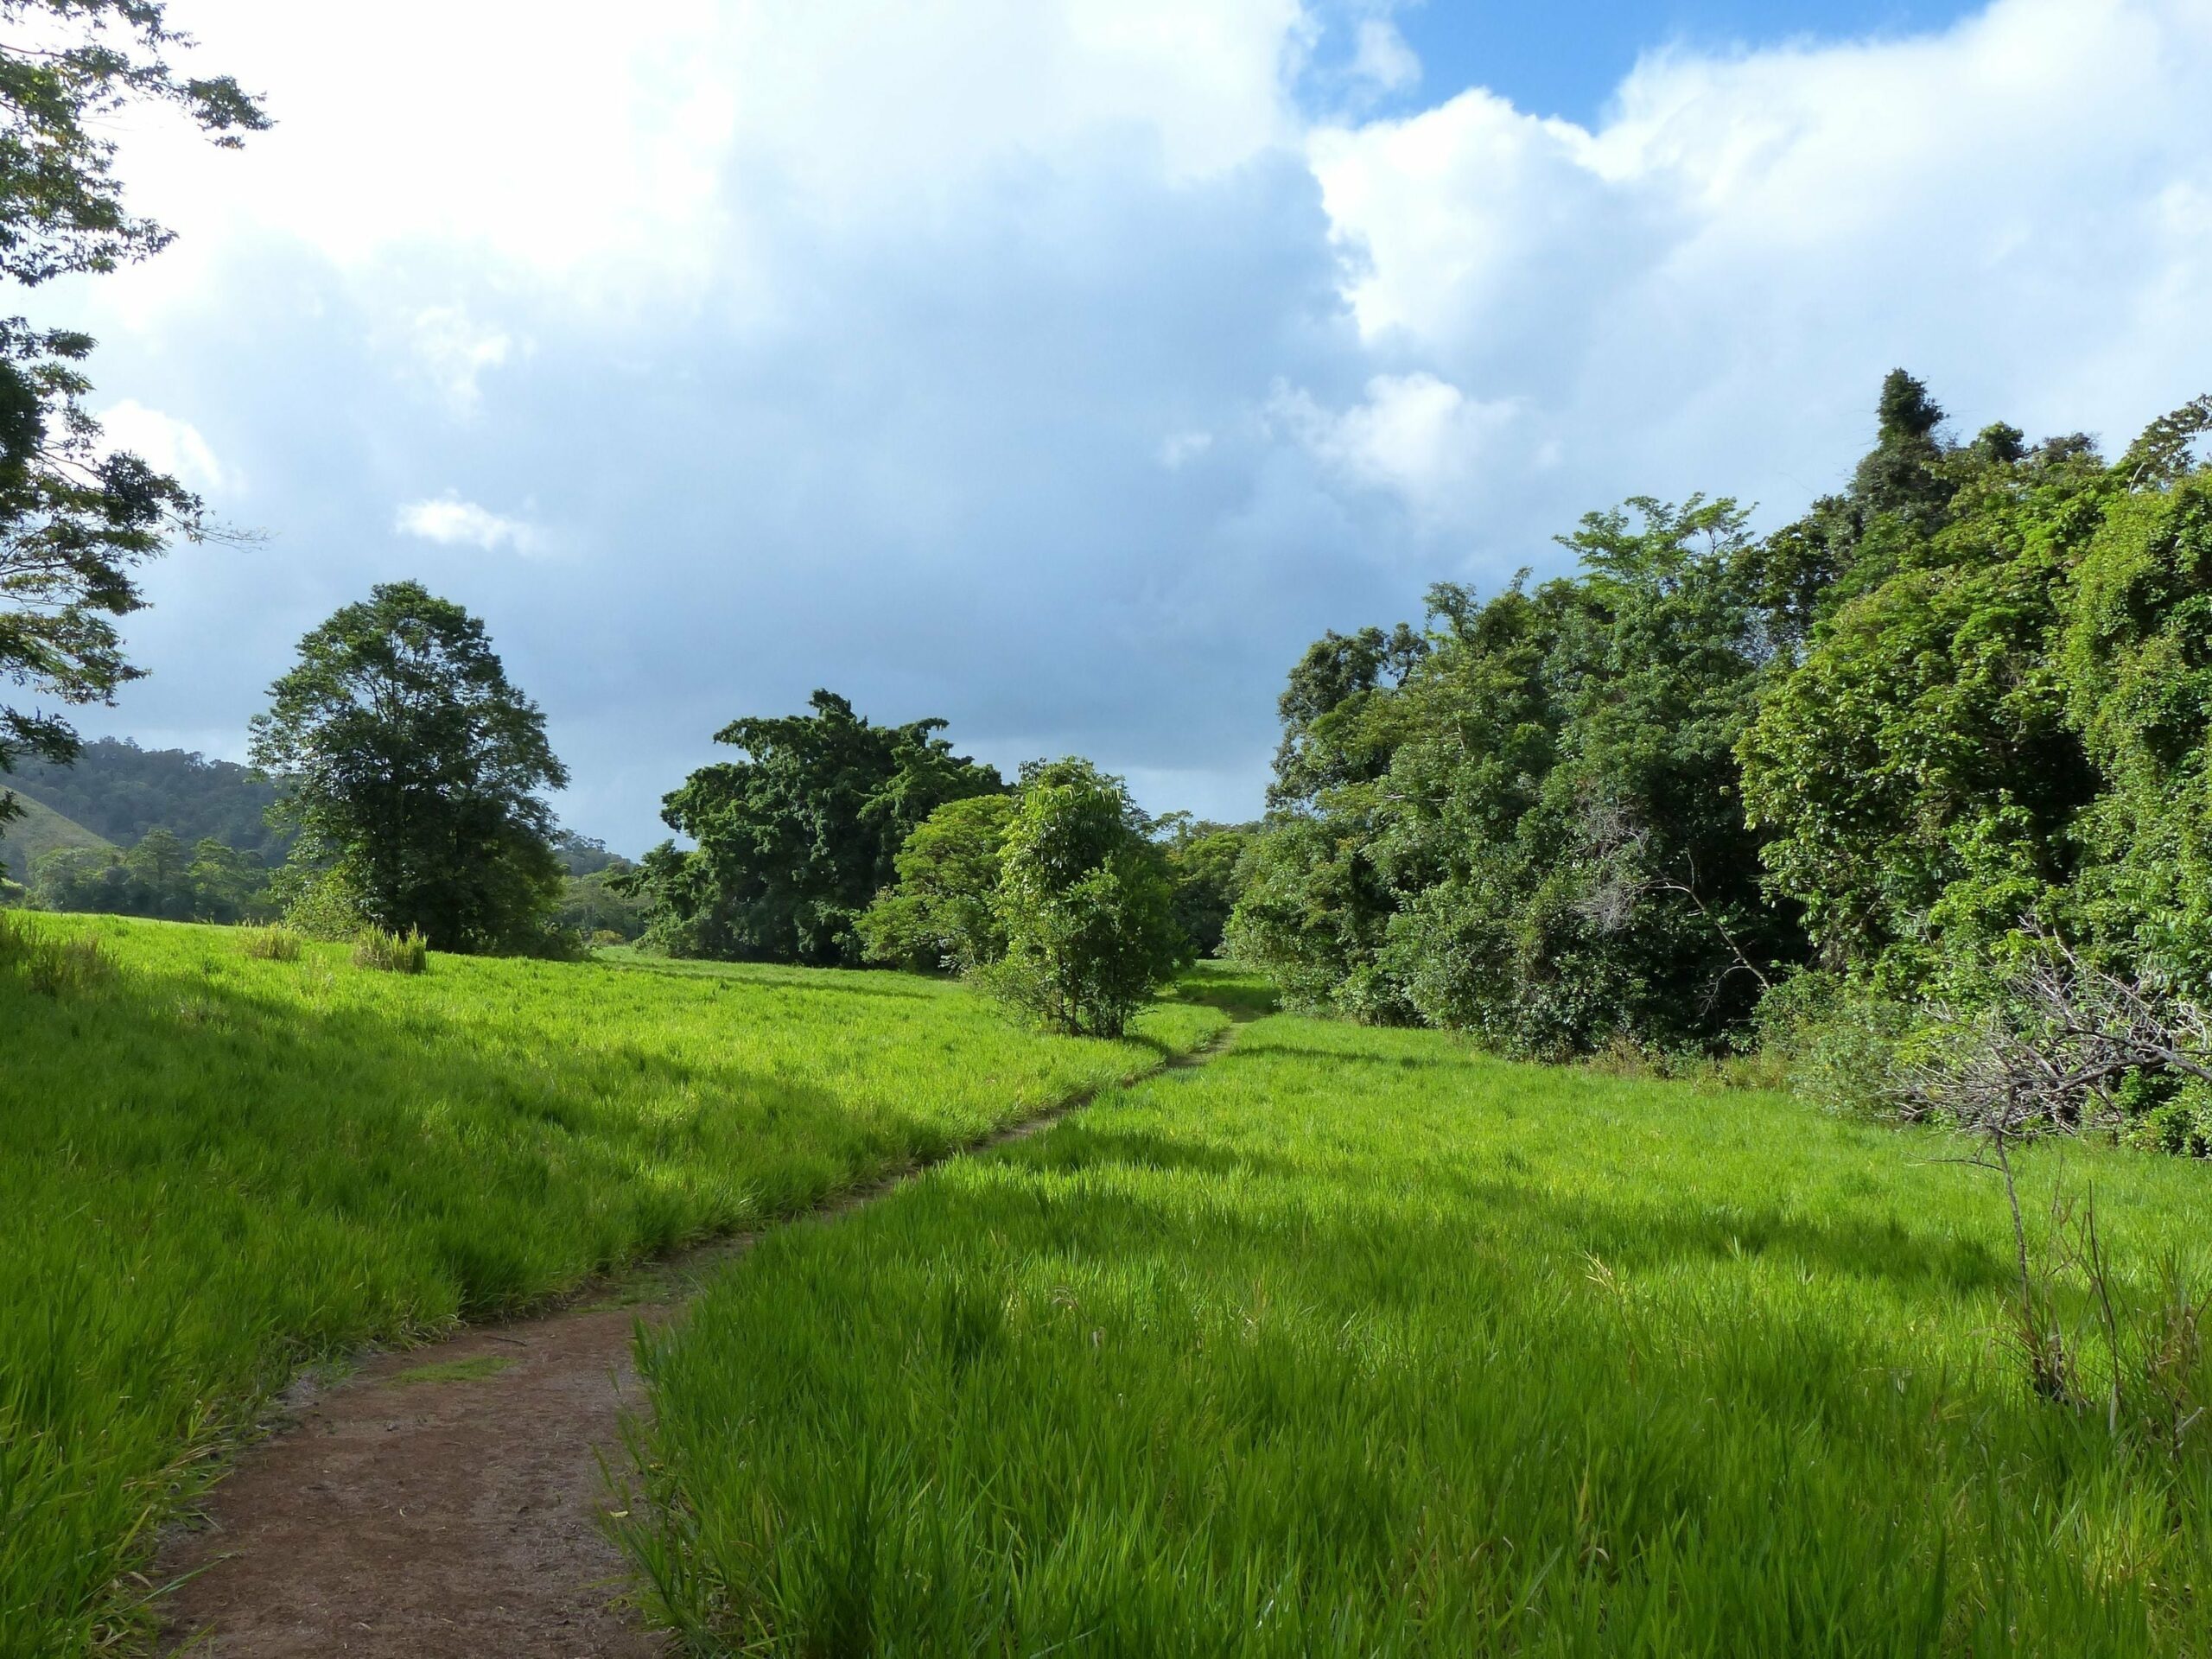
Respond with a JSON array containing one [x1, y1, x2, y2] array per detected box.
[[157, 1039, 1228, 1657]]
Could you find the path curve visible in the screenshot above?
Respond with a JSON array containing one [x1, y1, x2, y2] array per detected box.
[[157, 1035, 1230, 1656]]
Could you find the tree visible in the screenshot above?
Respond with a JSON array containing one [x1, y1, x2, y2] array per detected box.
[[976, 759, 1187, 1037], [631, 690, 1003, 965], [249, 582, 568, 952], [1158, 819, 1251, 958], [857, 792, 1015, 973], [0, 3, 266, 830]]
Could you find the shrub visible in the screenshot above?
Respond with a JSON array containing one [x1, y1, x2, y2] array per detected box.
[[0, 912, 113, 995], [977, 760, 1186, 1038], [238, 924, 302, 962], [273, 862, 370, 942], [351, 925, 428, 974]]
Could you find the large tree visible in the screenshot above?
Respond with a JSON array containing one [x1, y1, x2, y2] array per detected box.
[[250, 582, 568, 951], [0, 3, 266, 826], [632, 690, 1003, 966]]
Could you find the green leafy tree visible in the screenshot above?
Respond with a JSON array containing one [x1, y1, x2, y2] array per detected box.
[[857, 792, 1015, 972], [0, 3, 265, 832], [249, 582, 568, 953], [2062, 398, 2212, 990], [1740, 427, 2113, 988], [976, 758, 1186, 1037], [1158, 818, 1251, 958], [632, 690, 1002, 965]]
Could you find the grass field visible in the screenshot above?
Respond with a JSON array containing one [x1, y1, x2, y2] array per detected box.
[[620, 1007, 2212, 1656], [0, 914, 1225, 1656]]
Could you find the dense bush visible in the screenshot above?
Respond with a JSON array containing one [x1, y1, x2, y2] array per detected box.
[[1229, 373, 2212, 1142], [972, 760, 1187, 1038]]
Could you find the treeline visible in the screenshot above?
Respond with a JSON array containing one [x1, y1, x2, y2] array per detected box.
[[1225, 373, 2212, 1147], [620, 690, 1249, 1033]]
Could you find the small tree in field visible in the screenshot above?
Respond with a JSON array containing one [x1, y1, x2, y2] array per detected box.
[[976, 759, 1186, 1037], [250, 582, 568, 953]]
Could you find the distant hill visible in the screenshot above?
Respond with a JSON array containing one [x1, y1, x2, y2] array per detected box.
[[5, 738, 290, 861], [0, 793, 116, 883]]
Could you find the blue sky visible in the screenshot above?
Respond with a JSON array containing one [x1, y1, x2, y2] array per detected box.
[[1371, 2, 1985, 123], [34, 0, 2212, 854]]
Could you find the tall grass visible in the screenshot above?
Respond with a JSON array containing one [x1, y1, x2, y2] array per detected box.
[[0, 908, 111, 995], [0, 915, 1224, 1657], [621, 1011, 2212, 1656]]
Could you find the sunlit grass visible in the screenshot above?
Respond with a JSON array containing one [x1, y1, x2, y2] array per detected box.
[[621, 1012, 2212, 1656], [0, 914, 1224, 1656]]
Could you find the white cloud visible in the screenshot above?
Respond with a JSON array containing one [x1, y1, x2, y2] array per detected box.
[[97, 400, 232, 494], [1309, 0, 2212, 460], [1349, 18, 1420, 96], [1270, 372, 1517, 524], [48, 0, 2212, 852], [400, 307, 518, 414], [394, 496, 544, 556]]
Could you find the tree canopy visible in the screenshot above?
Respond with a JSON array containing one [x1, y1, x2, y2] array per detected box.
[[629, 690, 1003, 966], [249, 582, 568, 952], [1230, 372, 2212, 1112]]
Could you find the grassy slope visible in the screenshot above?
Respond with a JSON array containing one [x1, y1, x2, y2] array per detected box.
[[0, 791, 113, 882], [622, 1008, 2212, 1657], [0, 914, 1225, 1657]]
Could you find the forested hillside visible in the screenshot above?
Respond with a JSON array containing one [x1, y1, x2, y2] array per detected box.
[[6, 738, 289, 860]]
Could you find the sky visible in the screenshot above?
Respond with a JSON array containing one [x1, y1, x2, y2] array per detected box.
[[32, 0, 2212, 854]]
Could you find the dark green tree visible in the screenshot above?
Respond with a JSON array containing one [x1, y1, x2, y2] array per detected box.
[[0, 3, 266, 830], [249, 582, 568, 952], [632, 690, 1002, 965]]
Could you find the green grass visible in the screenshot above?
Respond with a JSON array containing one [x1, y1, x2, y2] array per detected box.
[[620, 1012, 2212, 1656], [385, 1355, 515, 1387], [0, 913, 1224, 1656]]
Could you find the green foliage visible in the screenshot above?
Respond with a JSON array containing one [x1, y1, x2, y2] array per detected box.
[[632, 690, 1003, 966], [0, 4, 265, 827], [2062, 446, 2212, 989], [1155, 815, 1252, 957], [858, 792, 1016, 972], [3, 736, 290, 859], [976, 759, 1187, 1038], [1235, 373, 2212, 1122], [1234, 497, 1800, 1055], [351, 924, 428, 974], [1739, 427, 2110, 988], [621, 1006, 2212, 1655], [250, 582, 569, 954], [24, 824, 271, 922], [270, 857, 368, 942], [0, 915, 1225, 1655]]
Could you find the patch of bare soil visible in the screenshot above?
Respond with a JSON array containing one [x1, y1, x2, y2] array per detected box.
[[155, 1042, 1230, 1656]]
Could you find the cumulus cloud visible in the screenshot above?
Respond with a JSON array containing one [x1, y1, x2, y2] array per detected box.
[[36, 0, 2212, 850], [395, 496, 544, 556], [1269, 372, 1517, 524]]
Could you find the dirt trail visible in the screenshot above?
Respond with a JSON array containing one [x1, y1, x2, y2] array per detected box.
[[157, 1039, 1228, 1657]]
